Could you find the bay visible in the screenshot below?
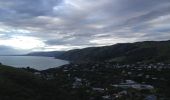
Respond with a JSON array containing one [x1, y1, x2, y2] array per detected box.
[[0, 56, 69, 70]]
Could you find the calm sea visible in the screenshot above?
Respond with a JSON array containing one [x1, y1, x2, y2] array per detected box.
[[0, 56, 69, 70]]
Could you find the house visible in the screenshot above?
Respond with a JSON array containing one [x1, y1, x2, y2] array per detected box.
[[72, 77, 82, 88], [112, 80, 154, 90], [34, 72, 42, 77], [102, 95, 110, 100], [46, 74, 54, 80], [145, 95, 157, 100], [92, 87, 105, 92]]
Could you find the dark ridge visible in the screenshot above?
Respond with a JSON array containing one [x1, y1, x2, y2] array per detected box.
[[55, 40, 170, 63]]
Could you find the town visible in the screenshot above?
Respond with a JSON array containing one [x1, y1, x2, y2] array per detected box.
[[26, 62, 170, 100]]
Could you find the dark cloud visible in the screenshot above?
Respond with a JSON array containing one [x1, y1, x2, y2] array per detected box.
[[0, 0, 170, 53], [0, 0, 61, 16], [0, 45, 28, 55]]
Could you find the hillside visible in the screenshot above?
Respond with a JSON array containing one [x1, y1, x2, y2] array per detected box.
[[0, 64, 92, 100], [0, 64, 65, 100], [56, 40, 170, 63], [0, 64, 40, 100]]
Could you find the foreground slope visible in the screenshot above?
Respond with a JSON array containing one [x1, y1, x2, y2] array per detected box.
[[0, 64, 68, 100], [0, 64, 86, 100], [0, 64, 43, 100]]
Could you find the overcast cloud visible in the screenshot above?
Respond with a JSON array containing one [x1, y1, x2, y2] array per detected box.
[[0, 0, 170, 54]]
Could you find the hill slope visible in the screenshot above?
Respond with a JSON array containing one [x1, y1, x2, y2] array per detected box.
[[0, 64, 87, 100], [56, 40, 170, 63], [0, 65, 37, 99]]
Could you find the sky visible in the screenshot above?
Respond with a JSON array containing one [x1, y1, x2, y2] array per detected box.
[[0, 0, 170, 54]]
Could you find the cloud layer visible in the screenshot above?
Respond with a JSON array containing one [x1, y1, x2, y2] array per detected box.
[[0, 0, 170, 54]]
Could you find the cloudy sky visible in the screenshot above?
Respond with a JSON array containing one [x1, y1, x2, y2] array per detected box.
[[0, 0, 170, 54]]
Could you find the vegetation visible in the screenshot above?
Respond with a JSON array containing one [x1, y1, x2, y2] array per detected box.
[[0, 64, 40, 100], [56, 40, 170, 63]]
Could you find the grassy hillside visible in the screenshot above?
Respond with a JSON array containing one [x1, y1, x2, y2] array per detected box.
[[0, 64, 42, 100], [0, 64, 85, 100], [56, 40, 170, 63]]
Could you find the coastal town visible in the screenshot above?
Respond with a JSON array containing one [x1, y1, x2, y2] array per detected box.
[[26, 62, 170, 100]]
